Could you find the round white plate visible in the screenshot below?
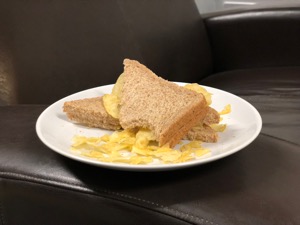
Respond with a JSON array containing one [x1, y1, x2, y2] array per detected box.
[[36, 83, 262, 171]]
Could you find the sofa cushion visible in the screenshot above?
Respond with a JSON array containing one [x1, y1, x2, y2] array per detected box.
[[201, 66, 300, 145]]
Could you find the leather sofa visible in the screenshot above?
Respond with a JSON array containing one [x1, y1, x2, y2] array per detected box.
[[0, 1, 299, 224]]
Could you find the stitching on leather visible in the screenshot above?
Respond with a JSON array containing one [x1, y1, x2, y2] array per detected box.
[[105, 191, 216, 225], [0, 172, 217, 225]]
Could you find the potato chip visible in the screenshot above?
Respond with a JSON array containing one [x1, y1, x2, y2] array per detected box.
[[103, 73, 125, 119], [71, 129, 211, 165], [135, 129, 156, 148], [195, 149, 210, 157], [109, 129, 136, 145], [210, 124, 227, 132], [174, 150, 194, 163], [112, 73, 125, 97], [102, 94, 120, 118], [180, 141, 202, 151], [219, 104, 231, 115]]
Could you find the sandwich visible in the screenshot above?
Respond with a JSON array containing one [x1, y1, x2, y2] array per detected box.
[[64, 97, 220, 143], [64, 59, 219, 147]]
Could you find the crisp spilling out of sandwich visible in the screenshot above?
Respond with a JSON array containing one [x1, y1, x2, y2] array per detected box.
[[63, 59, 231, 165]]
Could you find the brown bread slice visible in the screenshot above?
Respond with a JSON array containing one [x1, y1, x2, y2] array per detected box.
[[185, 124, 218, 143], [63, 96, 220, 142], [204, 107, 220, 125], [187, 106, 220, 142], [63, 97, 120, 130], [119, 59, 208, 147], [193, 106, 220, 127]]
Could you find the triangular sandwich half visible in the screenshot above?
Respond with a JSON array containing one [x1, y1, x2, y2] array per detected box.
[[117, 59, 208, 147]]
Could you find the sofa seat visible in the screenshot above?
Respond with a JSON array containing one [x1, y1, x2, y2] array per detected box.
[[201, 66, 300, 145], [0, 106, 299, 225]]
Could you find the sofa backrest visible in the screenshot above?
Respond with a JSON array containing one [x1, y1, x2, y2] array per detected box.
[[204, 7, 300, 72], [0, 0, 212, 104]]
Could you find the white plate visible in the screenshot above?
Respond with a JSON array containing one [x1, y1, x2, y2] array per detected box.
[[36, 83, 262, 171]]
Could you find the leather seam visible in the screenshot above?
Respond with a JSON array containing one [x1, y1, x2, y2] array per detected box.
[[0, 172, 217, 225], [260, 132, 300, 146]]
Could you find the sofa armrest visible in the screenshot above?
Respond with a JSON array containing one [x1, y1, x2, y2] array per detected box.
[[203, 7, 300, 72]]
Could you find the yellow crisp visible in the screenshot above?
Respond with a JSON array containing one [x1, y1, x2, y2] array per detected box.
[[103, 73, 126, 119], [180, 141, 202, 151], [102, 94, 120, 119], [210, 124, 227, 132], [135, 129, 156, 148], [180, 141, 210, 160], [111, 73, 125, 97], [219, 104, 231, 115], [71, 129, 211, 165]]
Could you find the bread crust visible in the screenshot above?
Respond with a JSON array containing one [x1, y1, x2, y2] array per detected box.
[[160, 100, 208, 147]]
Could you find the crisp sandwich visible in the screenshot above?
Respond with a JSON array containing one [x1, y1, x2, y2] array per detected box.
[[118, 59, 208, 147], [63, 59, 232, 164]]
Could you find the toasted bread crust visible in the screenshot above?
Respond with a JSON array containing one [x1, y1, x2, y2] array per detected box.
[[63, 97, 120, 130], [119, 59, 208, 147], [160, 101, 208, 147]]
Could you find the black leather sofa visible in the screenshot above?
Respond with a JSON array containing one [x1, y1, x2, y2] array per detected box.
[[0, 1, 299, 225]]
